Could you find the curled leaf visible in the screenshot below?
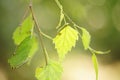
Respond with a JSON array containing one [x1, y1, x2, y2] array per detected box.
[[53, 25, 78, 59], [8, 36, 38, 68]]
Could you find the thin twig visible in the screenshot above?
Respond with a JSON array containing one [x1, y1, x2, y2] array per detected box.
[[63, 12, 82, 37], [19, 7, 29, 26], [55, 0, 63, 9], [41, 31, 53, 40], [29, 0, 49, 65]]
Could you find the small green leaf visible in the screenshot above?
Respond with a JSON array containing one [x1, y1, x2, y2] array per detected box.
[[53, 25, 78, 59], [92, 53, 98, 80], [35, 60, 63, 80], [80, 27, 91, 50], [13, 14, 34, 45], [8, 36, 38, 68]]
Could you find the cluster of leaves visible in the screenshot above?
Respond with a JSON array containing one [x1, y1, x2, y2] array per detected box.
[[8, 0, 110, 80], [8, 14, 39, 68], [53, 1, 110, 80], [8, 4, 63, 80]]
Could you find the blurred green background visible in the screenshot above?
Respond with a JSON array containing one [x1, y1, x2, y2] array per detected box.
[[0, 0, 120, 80]]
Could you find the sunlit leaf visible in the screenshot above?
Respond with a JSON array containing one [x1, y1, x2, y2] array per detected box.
[[8, 36, 38, 68], [35, 60, 63, 80], [53, 25, 78, 59], [80, 27, 91, 50], [13, 14, 34, 45], [92, 53, 98, 80]]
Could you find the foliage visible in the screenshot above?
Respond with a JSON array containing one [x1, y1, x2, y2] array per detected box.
[[35, 60, 63, 80], [53, 25, 78, 60], [8, 0, 110, 80], [12, 14, 34, 45], [92, 53, 98, 80], [80, 27, 91, 50], [8, 36, 38, 68]]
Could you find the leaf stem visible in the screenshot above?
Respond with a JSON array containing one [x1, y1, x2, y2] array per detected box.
[[54, 0, 82, 37], [41, 31, 53, 40], [55, 0, 63, 10], [19, 6, 29, 26], [63, 12, 82, 37], [29, 0, 49, 65]]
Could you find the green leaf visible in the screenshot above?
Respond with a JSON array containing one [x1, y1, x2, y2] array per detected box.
[[92, 53, 98, 80], [8, 36, 38, 68], [53, 25, 78, 59], [35, 60, 63, 80], [80, 27, 91, 50], [13, 14, 34, 45]]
